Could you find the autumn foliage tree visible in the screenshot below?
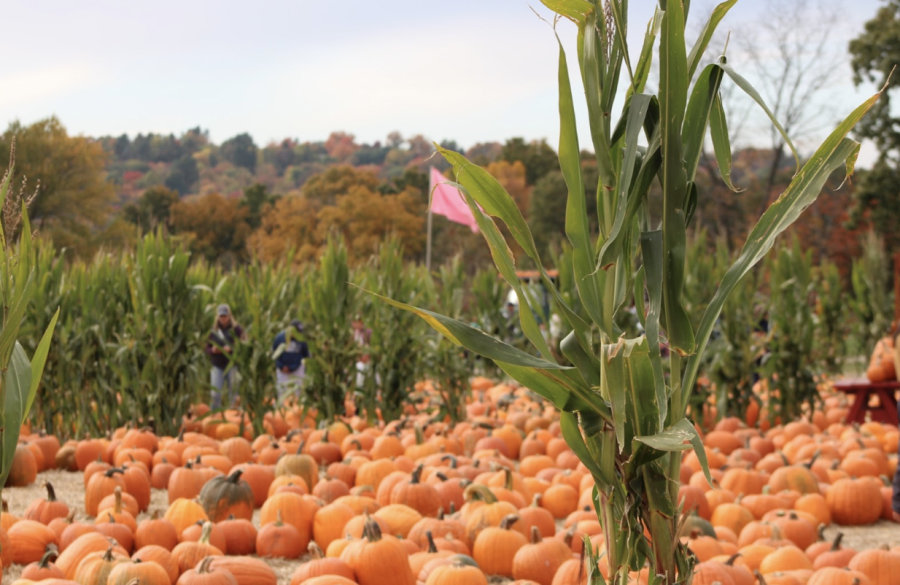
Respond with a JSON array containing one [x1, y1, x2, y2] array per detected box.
[[0, 117, 116, 255], [170, 193, 251, 264], [247, 196, 320, 265], [317, 185, 424, 262]]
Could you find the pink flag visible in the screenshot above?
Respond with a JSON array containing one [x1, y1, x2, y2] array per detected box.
[[430, 167, 479, 233]]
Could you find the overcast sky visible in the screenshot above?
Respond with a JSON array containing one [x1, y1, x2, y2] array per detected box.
[[0, 0, 887, 165]]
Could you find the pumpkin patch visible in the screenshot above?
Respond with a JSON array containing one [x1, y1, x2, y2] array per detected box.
[[0, 377, 897, 585]]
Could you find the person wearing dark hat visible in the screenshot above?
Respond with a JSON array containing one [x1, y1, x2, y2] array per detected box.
[[272, 319, 310, 402], [205, 303, 245, 409]]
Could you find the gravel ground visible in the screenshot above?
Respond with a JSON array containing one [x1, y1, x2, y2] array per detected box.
[[3, 470, 900, 584]]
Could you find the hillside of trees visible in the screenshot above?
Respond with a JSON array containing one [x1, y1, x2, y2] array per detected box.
[[0, 117, 872, 274]]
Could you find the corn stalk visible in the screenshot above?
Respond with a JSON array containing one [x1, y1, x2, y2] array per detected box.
[[850, 231, 892, 357], [356, 238, 432, 423], [761, 237, 819, 421], [302, 236, 360, 421], [0, 149, 59, 488], [372, 1, 880, 582]]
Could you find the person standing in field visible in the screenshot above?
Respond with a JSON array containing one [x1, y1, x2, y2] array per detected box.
[[205, 303, 245, 410], [272, 319, 310, 403], [352, 315, 372, 390]]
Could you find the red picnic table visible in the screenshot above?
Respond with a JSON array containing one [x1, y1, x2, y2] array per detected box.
[[833, 378, 900, 425]]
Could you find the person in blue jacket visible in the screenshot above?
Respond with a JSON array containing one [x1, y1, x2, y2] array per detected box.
[[272, 319, 310, 403]]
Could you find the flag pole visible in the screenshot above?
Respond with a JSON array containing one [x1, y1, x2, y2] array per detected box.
[[426, 204, 433, 271]]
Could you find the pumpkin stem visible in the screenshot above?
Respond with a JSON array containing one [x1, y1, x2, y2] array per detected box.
[[435, 472, 448, 482], [104, 468, 124, 477], [463, 483, 497, 505], [414, 425, 425, 445], [500, 514, 520, 531], [308, 541, 324, 560], [227, 469, 244, 483], [114, 487, 123, 514], [199, 521, 213, 545], [817, 524, 826, 541], [197, 557, 215, 574], [410, 464, 424, 485], [103, 546, 116, 562], [297, 440, 306, 455], [725, 552, 741, 566], [437, 508, 444, 520], [805, 450, 820, 469], [832, 532, 844, 551], [425, 531, 438, 553], [530, 525, 541, 544], [43, 482, 58, 502], [108, 512, 116, 523], [275, 510, 284, 526], [564, 524, 577, 547], [363, 518, 383, 542], [754, 571, 768, 585], [449, 501, 456, 515], [150, 510, 160, 520], [440, 454, 458, 469], [503, 468, 514, 491], [38, 544, 59, 568], [531, 494, 541, 508]]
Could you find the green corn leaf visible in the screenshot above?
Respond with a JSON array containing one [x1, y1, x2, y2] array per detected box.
[[560, 330, 601, 388], [682, 90, 883, 408], [683, 64, 725, 181], [640, 231, 667, 427], [555, 34, 609, 337], [580, 14, 617, 193], [607, 0, 635, 88], [684, 182, 698, 227], [360, 287, 567, 370], [0, 270, 35, 365], [633, 266, 647, 331], [560, 411, 609, 489], [436, 147, 541, 262], [630, 8, 662, 97], [25, 308, 60, 417], [498, 361, 611, 420], [659, 1, 695, 355], [709, 92, 740, 191], [636, 418, 712, 486], [1, 343, 32, 487], [597, 94, 653, 270], [624, 341, 660, 438], [449, 179, 555, 360], [540, 0, 593, 22], [718, 60, 800, 173], [686, 0, 738, 81], [434, 149, 594, 359]]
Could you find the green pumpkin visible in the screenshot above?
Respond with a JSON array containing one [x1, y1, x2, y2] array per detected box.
[[198, 469, 255, 522]]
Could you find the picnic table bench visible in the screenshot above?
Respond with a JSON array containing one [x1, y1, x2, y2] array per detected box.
[[833, 378, 900, 425]]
